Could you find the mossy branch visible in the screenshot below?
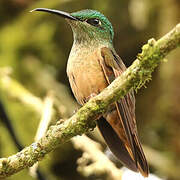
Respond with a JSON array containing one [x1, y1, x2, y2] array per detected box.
[[0, 23, 180, 178]]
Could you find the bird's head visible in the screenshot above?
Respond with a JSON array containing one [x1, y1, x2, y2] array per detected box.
[[31, 8, 114, 46]]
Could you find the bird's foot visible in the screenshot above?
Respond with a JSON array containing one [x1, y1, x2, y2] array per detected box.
[[87, 93, 97, 101]]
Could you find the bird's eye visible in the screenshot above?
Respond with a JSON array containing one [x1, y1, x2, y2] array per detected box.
[[86, 18, 101, 26]]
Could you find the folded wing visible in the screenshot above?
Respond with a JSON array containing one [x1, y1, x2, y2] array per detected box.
[[97, 47, 149, 177]]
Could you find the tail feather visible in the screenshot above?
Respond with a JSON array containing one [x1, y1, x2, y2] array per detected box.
[[97, 117, 138, 172], [134, 135, 149, 177], [97, 117, 149, 177]]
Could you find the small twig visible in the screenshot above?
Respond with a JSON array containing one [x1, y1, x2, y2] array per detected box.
[[34, 92, 54, 142], [29, 92, 54, 178], [0, 73, 44, 114], [72, 135, 122, 180]]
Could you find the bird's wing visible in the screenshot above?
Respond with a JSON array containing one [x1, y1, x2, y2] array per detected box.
[[97, 47, 149, 177]]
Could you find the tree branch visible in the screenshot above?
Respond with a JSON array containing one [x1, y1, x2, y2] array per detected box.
[[0, 23, 179, 178]]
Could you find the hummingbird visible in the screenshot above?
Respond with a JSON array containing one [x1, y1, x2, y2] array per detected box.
[[31, 8, 149, 177]]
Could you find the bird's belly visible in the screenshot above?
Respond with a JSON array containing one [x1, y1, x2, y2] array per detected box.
[[67, 55, 108, 105]]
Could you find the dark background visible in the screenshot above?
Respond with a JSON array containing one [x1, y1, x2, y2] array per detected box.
[[0, 0, 180, 179]]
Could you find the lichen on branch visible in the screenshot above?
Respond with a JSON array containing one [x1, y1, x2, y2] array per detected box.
[[0, 23, 180, 178]]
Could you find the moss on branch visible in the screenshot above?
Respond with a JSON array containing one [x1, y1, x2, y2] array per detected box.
[[0, 23, 180, 178]]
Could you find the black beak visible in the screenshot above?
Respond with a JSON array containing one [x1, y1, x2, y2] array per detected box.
[[30, 8, 78, 21]]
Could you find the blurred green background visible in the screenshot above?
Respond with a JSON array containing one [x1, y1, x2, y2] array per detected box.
[[0, 0, 180, 180]]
